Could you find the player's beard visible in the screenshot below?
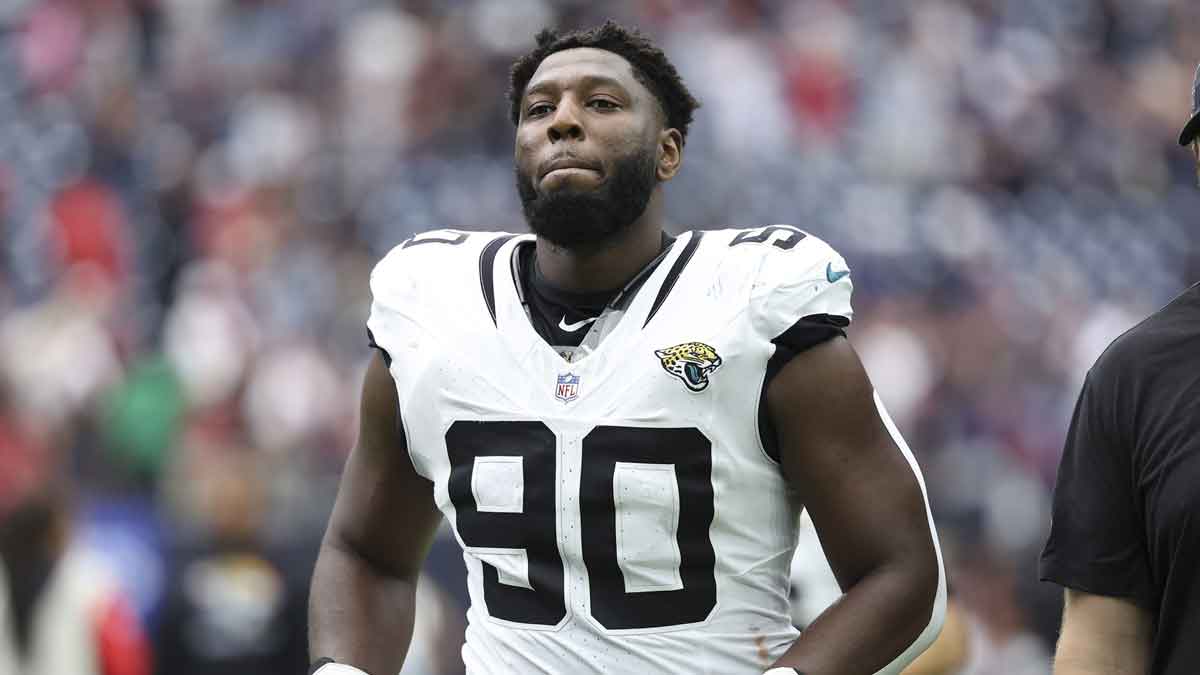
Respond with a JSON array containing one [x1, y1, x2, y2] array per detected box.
[[516, 147, 657, 251]]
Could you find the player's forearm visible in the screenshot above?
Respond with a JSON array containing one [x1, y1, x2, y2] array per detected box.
[[308, 539, 419, 675], [772, 559, 944, 675]]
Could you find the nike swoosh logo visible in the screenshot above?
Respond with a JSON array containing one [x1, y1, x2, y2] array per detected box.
[[558, 315, 597, 332], [826, 262, 850, 284]]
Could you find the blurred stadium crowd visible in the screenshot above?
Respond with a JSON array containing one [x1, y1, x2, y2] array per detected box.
[[1, 0, 1199, 673]]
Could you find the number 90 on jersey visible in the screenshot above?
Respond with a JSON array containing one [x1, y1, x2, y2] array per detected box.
[[446, 421, 717, 631]]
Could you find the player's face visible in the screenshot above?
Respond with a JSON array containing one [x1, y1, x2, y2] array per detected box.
[[514, 48, 665, 250]]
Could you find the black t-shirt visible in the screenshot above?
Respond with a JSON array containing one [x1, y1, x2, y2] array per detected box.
[[154, 537, 310, 675], [1040, 282, 1200, 674]]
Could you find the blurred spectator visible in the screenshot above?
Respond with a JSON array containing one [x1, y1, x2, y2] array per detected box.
[[152, 448, 309, 675], [0, 408, 150, 675]]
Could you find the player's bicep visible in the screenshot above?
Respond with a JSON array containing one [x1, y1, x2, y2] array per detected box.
[[767, 337, 936, 592], [1054, 590, 1152, 674], [324, 352, 442, 580]]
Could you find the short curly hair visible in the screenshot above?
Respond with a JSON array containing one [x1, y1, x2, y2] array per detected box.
[[508, 21, 700, 145]]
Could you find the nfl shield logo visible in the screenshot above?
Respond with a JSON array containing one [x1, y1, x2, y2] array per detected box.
[[555, 373, 580, 403]]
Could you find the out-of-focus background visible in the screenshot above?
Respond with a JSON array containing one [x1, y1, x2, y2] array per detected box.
[[1, 0, 1197, 673]]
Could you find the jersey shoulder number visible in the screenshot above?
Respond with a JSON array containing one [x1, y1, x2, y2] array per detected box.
[[729, 224, 808, 250], [367, 229, 515, 363], [723, 225, 854, 339], [370, 229, 514, 303]]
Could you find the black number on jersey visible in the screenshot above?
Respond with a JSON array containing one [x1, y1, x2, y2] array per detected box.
[[446, 421, 565, 625], [581, 426, 716, 629], [401, 231, 469, 248], [729, 225, 807, 251], [445, 423, 716, 631]]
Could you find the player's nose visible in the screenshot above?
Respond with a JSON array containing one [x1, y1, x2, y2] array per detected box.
[[547, 99, 584, 143]]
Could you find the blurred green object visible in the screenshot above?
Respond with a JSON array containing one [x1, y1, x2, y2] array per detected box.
[[101, 357, 184, 478]]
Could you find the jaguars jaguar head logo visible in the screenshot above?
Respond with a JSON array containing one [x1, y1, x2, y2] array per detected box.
[[655, 342, 723, 392]]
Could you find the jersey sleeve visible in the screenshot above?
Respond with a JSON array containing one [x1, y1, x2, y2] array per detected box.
[[1039, 366, 1154, 607], [749, 232, 854, 349], [365, 242, 417, 368], [749, 232, 855, 463]]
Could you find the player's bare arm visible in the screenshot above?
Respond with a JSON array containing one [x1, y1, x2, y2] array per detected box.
[[767, 337, 945, 674], [308, 353, 443, 675], [1052, 590, 1152, 675], [900, 599, 968, 675]]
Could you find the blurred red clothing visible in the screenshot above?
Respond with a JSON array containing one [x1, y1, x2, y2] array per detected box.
[[96, 594, 152, 675], [782, 53, 852, 140], [0, 547, 151, 675], [0, 420, 49, 522], [49, 178, 130, 288]]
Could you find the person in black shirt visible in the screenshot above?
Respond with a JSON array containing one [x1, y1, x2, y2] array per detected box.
[[1038, 64, 1200, 675], [154, 454, 310, 675]]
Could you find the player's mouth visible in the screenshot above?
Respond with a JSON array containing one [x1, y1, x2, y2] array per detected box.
[[539, 155, 603, 181]]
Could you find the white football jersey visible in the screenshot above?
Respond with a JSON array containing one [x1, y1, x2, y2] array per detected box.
[[367, 226, 857, 675]]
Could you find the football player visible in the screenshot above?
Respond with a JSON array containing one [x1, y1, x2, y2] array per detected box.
[[309, 21, 945, 675]]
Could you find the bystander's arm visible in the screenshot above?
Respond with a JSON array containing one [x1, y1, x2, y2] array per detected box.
[[1052, 590, 1152, 675]]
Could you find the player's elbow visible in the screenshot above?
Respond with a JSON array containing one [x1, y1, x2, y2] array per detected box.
[[901, 546, 948, 669], [911, 575, 947, 653], [907, 557, 945, 662], [915, 546, 945, 632]]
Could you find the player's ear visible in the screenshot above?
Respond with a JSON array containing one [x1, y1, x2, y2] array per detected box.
[[656, 128, 682, 182]]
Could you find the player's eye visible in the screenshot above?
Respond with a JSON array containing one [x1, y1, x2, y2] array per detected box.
[[527, 103, 553, 118], [589, 98, 619, 111]]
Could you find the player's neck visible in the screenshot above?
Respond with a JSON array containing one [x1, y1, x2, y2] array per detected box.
[[534, 195, 667, 293]]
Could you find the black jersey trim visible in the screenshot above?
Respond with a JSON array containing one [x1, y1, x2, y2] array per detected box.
[[758, 315, 848, 463], [479, 234, 518, 326], [366, 327, 392, 367], [773, 313, 848, 351], [308, 658, 336, 675], [611, 233, 676, 311], [643, 231, 703, 327]]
